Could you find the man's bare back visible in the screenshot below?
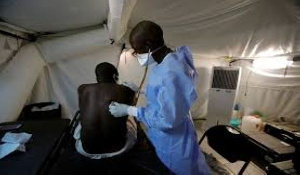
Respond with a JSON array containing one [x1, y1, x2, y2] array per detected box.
[[78, 83, 135, 154]]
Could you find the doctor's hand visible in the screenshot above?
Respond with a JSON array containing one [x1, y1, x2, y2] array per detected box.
[[122, 81, 139, 92], [109, 102, 138, 118], [109, 102, 129, 117]]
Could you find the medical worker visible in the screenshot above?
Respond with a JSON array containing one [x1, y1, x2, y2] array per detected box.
[[109, 21, 210, 175]]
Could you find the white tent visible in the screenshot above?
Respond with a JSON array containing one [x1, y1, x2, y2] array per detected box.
[[0, 0, 299, 124]]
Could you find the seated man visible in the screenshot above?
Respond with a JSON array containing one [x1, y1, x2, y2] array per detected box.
[[73, 62, 136, 159]]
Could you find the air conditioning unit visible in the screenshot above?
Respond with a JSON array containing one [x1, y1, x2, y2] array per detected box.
[[204, 66, 242, 130]]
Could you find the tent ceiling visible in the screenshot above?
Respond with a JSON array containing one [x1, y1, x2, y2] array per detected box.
[[128, 0, 300, 57], [0, 0, 109, 33]]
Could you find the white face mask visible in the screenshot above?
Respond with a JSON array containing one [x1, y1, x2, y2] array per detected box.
[[137, 50, 154, 66], [136, 45, 164, 66]]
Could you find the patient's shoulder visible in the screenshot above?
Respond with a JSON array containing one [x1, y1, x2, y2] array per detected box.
[[78, 83, 134, 96], [77, 83, 99, 94], [116, 84, 135, 96], [118, 84, 134, 92], [78, 84, 87, 92]]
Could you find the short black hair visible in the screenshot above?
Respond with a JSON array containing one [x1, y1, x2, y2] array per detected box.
[[95, 62, 118, 83], [129, 20, 164, 53]]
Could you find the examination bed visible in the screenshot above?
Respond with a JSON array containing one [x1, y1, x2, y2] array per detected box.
[[0, 119, 70, 175]]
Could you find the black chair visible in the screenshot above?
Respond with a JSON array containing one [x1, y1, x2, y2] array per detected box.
[[199, 125, 254, 175], [38, 111, 80, 175], [69, 110, 81, 136]]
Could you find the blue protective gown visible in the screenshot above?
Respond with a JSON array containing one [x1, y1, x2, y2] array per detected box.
[[137, 46, 210, 175]]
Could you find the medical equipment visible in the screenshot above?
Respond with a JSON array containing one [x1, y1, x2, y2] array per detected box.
[[205, 66, 241, 130]]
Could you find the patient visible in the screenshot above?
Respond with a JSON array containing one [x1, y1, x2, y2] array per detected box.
[[74, 62, 136, 159]]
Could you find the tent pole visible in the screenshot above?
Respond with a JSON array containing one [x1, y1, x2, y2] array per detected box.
[[0, 30, 36, 41]]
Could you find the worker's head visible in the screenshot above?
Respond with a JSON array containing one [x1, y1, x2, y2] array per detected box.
[[95, 62, 119, 83], [129, 20, 165, 55]]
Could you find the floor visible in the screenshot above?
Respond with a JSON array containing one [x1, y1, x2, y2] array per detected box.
[[194, 120, 266, 175]]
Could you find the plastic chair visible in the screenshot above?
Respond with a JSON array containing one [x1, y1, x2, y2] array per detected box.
[[199, 125, 253, 175]]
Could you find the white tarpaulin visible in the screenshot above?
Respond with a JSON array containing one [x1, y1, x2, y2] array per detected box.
[[236, 60, 300, 124], [0, 0, 108, 32], [124, 0, 300, 123], [128, 0, 299, 58], [0, 44, 45, 123], [30, 28, 120, 118], [0, 34, 21, 69], [37, 28, 111, 63], [108, 0, 137, 41], [0, 0, 299, 124], [37, 44, 120, 118]]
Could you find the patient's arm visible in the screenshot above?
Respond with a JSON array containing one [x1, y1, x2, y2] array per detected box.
[[77, 84, 85, 113]]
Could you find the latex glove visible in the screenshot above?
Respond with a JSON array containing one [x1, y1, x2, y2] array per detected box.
[[109, 102, 138, 117], [122, 81, 139, 92]]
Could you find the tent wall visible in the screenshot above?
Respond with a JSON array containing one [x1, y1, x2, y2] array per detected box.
[[0, 44, 45, 123], [122, 0, 300, 123], [118, 51, 300, 124], [0, 0, 109, 32], [0, 33, 22, 71], [235, 61, 300, 124], [237, 85, 300, 124], [30, 28, 120, 118], [0, 0, 299, 124], [108, 0, 137, 41], [128, 0, 299, 58], [37, 28, 111, 63]]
